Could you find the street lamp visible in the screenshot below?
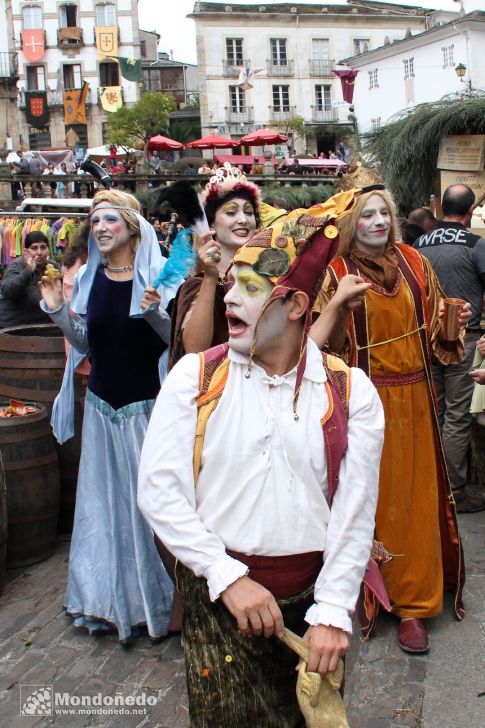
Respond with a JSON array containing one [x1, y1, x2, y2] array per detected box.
[[455, 63, 472, 93]]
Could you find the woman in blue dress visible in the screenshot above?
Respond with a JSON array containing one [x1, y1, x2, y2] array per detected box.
[[39, 189, 177, 646]]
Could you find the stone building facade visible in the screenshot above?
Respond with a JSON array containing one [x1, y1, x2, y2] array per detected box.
[[190, 1, 435, 155], [10, 0, 142, 152]]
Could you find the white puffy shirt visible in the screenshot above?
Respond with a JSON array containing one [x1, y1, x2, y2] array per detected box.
[[138, 338, 384, 633]]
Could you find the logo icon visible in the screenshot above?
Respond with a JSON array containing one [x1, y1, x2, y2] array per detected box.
[[20, 686, 53, 716]]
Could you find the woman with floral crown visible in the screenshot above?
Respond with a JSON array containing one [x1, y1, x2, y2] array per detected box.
[[168, 163, 261, 368]]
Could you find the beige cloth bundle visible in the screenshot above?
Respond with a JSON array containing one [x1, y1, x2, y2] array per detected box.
[[280, 628, 349, 728]]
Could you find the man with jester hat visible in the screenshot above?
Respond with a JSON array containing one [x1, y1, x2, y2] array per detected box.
[[138, 189, 385, 726]]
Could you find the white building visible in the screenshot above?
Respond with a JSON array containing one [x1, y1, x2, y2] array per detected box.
[[11, 0, 142, 151], [190, 1, 439, 155], [340, 4, 485, 132]]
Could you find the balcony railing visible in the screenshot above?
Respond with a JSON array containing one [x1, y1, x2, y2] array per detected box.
[[222, 59, 250, 77], [58, 27, 84, 48], [311, 106, 338, 122], [269, 105, 296, 122], [266, 60, 294, 77], [225, 106, 254, 124], [309, 59, 335, 77], [19, 87, 92, 108], [0, 52, 19, 79]]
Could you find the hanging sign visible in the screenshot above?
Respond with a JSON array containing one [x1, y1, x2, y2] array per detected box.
[[438, 135, 485, 171]]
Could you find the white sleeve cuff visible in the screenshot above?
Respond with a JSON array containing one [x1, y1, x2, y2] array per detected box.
[[205, 555, 249, 602], [304, 602, 353, 634], [39, 299, 66, 315]]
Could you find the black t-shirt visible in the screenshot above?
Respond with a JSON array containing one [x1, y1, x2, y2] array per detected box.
[[413, 221, 485, 329]]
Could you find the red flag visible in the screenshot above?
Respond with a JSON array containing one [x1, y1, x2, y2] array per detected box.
[[22, 29, 45, 62], [333, 69, 359, 104]]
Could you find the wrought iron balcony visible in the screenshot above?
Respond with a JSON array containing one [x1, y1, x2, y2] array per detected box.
[[311, 106, 338, 122], [266, 60, 294, 77], [309, 59, 335, 77], [268, 105, 295, 122], [0, 53, 19, 79], [222, 59, 250, 77], [225, 106, 254, 124], [18, 87, 92, 108]]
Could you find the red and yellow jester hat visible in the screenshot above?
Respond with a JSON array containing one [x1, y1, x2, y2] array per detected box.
[[229, 188, 358, 415]]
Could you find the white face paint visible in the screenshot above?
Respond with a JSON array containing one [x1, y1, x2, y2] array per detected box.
[[213, 197, 257, 251], [224, 264, 288, 356], [91, 207, 132, 257], [355, 194, 392, 254]]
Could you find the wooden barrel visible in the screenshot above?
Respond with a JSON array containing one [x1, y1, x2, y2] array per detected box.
[[0, 324, 83, 534], [0, 403, 60, 567], [0, 453, 7, 594]]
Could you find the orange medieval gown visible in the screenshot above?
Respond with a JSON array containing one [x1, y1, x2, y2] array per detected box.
[[315, 243, 465, 627]]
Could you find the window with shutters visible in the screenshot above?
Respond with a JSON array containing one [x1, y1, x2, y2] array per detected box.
[[60, 4, 77, 27], [63, 64, 82, 89], [23, 6, 42, 29], [272, 85, 289, 111], [271, 39, 287, 66], [226, 38, 243, 63], [26, 65, 46, 90], [96, 3, 116, 26], [99, 62, 119, 86]]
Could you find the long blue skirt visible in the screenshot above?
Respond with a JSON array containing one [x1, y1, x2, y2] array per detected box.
[[64, 390, 174, 641]]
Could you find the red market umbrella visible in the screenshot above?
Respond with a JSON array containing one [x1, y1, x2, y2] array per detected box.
[[187, 134, 239, 150], [239, 128, 288, 146], [147, 135, 185, 152]]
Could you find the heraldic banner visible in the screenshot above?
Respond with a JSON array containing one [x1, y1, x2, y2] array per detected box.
[[117, 57, 142, 82], [64, 81, 90, 125], [25, 91, 49, 127], [21, 29, 45, 61], [99, 86, 122, 112], [333, 69, 358, 104], [95, 26, 118, 60]]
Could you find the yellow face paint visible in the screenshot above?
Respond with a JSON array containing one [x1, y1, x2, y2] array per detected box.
[[235, 268, 272, 298], [220, 201, 254, 216]]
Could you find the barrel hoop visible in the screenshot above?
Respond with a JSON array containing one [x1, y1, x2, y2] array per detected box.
[[3, 452, 58, 471], [0, 383, 60, 401], [0, 427, 52, 444], [0, 358, 66, 369], [8, 511, 59, 525]]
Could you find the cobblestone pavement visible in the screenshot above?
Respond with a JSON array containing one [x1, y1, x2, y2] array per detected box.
[[0, 514, 484, 728]]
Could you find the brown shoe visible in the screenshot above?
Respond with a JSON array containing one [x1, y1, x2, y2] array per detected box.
[[455, 493, 485, 513], [398, 619, 429, 653]]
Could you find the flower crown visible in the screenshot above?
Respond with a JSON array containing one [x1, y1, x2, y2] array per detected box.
[[200, 162, 261, 209]]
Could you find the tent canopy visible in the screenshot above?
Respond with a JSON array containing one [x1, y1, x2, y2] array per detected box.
[[214, 154, 276, 165], [86, 145, 137, 159], [187, 134, 239, 150]]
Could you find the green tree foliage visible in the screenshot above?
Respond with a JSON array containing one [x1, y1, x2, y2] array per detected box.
[[169, 118, 202, 145], [106, 92, 177, 160], [272, 115, 306, 145], [362, 94, 485, 213]]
